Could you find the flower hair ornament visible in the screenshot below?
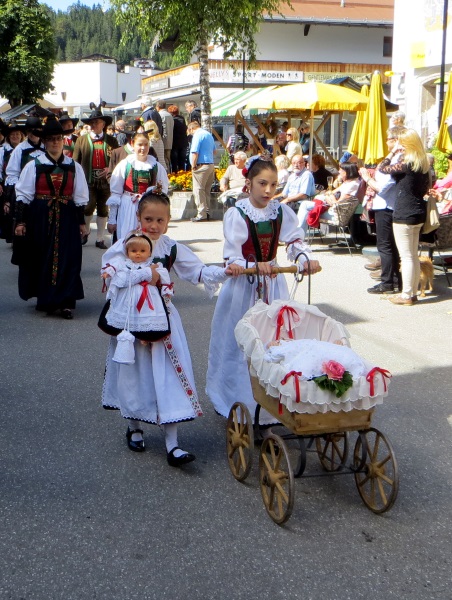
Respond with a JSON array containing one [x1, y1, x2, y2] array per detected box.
[[139, 181, 171, 206], [242, 150, 274, 177]]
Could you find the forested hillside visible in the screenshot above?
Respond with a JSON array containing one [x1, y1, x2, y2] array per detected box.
[[45, 1, 177, 69]]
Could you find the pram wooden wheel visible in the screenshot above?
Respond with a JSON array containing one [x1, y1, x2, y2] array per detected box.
[[259, 434, 294, 524], [226, 402, 254, 481], [316, 432, 349, 472], [353, 428, 399, 514]]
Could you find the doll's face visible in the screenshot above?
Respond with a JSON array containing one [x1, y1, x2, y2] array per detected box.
[[126, 241, 151, 263]]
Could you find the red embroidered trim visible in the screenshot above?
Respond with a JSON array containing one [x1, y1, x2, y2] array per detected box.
[[162, 335, 203, 416]]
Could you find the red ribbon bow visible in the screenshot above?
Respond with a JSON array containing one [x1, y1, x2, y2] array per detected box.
[[275, 305, 300, 341], [136, 281, 154, 312], [366, 367, 392, 396], [280, 371, 303, 412]]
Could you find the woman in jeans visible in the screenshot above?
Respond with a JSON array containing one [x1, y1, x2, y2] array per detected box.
[[377, 129, 430, 306]]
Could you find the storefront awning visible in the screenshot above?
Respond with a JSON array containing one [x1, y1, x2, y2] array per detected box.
[[112, 99, 142, 112], [211, 86, 277, 117]]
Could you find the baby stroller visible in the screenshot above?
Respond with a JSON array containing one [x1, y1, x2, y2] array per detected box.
[[226, 274, 398, 525]]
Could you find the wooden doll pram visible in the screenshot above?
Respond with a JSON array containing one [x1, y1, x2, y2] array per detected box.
[[226, 264, 398, 525]]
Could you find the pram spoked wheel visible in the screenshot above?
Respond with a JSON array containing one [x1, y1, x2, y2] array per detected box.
[[226, 402, 254, 481], [316, 432, 349, 472], [259, 433, 294, 525], [353, 428, 399, 513]]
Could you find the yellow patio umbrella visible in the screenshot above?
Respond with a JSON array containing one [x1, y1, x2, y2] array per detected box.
[[245, 82, 369, 112], [436, 71, 452, 154], [347, 84, 369, 155], [359, 71, 389, 165], [245, 82, 368, 160]]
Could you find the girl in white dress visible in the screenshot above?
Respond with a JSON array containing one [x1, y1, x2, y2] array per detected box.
[[206, 156, 321, 424], [107, 133, 168, 241], [101, 189, 235, 466]]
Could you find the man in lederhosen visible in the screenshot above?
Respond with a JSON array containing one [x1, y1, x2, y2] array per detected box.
[[73, 108, 118, 249]]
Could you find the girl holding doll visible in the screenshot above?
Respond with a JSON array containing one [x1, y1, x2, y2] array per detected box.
[[106, 133, 168, 241], [206, 155, 321, 424], [100, 188, 235, 466]]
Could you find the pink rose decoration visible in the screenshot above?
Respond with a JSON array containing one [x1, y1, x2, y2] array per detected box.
[[322, 360, 345, 381]]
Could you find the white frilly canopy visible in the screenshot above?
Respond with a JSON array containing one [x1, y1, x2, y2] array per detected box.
[[234, 300, 391, 415]]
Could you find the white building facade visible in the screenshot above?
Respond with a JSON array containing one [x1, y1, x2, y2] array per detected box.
[[390, 0, 451, 143], [43, 61, 143, 117]]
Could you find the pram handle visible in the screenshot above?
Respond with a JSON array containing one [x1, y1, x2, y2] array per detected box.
[[241, 266, 297, 275], [241, 265, 322, 275]]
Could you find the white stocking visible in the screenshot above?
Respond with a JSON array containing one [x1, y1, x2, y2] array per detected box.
[[96, 216, 108, 241], [162, 423, 185, 457], [128, 419, 143, 442]]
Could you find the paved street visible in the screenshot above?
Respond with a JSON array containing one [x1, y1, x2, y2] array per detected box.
[[1, 219, 451, 600]]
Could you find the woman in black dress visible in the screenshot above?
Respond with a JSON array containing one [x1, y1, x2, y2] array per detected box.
[[14, 117, 89, 319]]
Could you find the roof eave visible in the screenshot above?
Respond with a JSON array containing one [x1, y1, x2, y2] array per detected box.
[[264, 17, 393, 28]]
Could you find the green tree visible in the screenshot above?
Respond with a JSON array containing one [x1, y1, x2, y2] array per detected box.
[[110, 0, 288, 129], [0, 0, 56, 107]]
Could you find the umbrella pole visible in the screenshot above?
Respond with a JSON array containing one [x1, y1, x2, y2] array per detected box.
[[309, 109, 314, 164]]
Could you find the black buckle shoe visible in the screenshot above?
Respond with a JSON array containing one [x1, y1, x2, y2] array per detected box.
[[126, 427, 145, 452], [167, 447, 196, 467]]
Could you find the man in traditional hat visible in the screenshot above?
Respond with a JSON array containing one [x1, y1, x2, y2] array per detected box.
[[0, 121, 25, 241], [5, 116, 45, 187], [59, 112, 79, 158], [4, 116, 45, 243], [73, 108, 118, 248]]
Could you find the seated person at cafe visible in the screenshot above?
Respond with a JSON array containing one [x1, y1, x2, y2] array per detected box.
[[297, 162, 360, 233], [273, 154, 316, 214], [310, 154, 333, 190], [218, 151, 247, 209]]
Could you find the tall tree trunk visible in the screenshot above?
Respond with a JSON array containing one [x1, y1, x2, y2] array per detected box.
[[197, 31, 211, 132]]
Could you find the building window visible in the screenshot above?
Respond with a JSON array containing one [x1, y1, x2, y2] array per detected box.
[[383, 36, 393, 58]]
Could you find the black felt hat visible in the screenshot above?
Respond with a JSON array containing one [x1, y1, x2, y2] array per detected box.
[[80, 109, 112, 127], [3, 120, 25, 136], [59, 112, 79, 133], [40, 116, 65, 139], [25, 116, 43, 135]]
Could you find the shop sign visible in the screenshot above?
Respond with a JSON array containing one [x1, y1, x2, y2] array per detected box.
[[142, 78, 169, 93], [305, 72, 370, 83], [209, 69, 303, 83]]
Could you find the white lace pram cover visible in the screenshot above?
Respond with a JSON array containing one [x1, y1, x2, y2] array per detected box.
[[234, 300, 390, 415]]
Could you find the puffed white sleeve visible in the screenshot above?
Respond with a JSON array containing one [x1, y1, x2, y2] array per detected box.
[[5, 146, 22, 185], [279, 204, 314, 266], [74, 162, 89, 206], [100, 238, 126, 276], [111, 266, 154, 288], [156, 265, 174, 297], [14, 161, 37, 204], [222, 207, 249, 266], [107, 159, 127, 206], [172, 242, 228, 298]]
